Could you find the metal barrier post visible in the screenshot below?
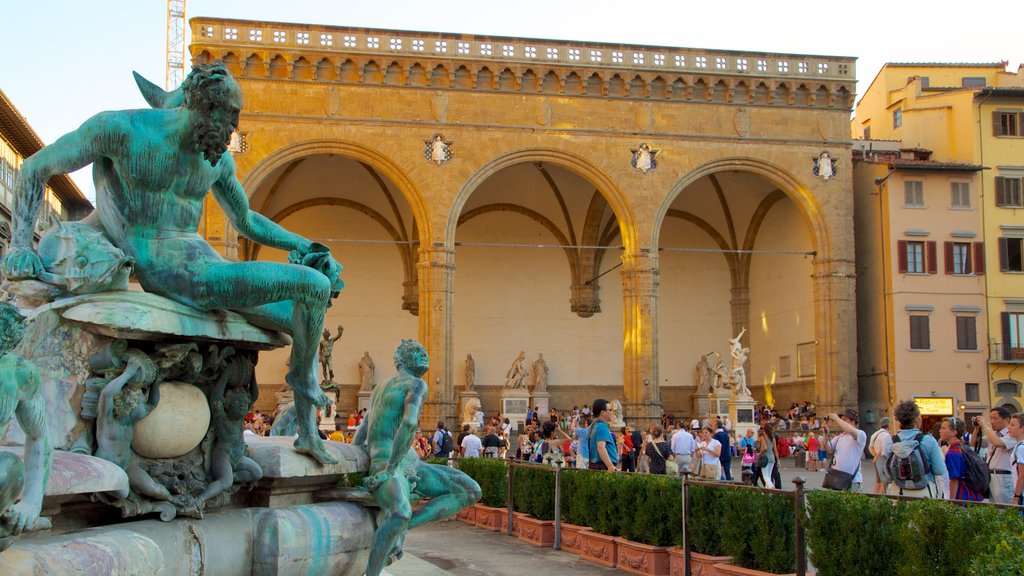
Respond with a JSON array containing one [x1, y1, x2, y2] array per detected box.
[[792, 476, 806, 576], [681, 470, 692, 576], [507, 460, 515, 536], [554, 465, 563, 550]]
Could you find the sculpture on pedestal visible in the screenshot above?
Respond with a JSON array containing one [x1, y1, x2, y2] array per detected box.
[[532, 353, 548, 392], [359, 352, 376, 392], [503, 351, 528, 389], [0, 303, 52, 550], [0, 62, 344, 467], [354, 340, 481, 576], [695, 352, 718, 395], [462, 397, 482, 424], [318, 325, 343, 390], [464, 353, 475, 392], [728, 328, 752, 397]]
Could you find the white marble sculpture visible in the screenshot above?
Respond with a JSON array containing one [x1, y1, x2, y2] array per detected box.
[[728, 329, 752, 397], [532, 353, 548, 393], [358, 352, 375, 392], [503, 351, 528, 389]]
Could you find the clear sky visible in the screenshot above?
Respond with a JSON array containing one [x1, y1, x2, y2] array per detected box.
[[2, 0, 1020, 201]]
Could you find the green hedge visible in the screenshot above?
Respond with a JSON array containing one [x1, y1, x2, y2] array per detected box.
[[806, 491, 1024, 576], [688, 483, 726, 555], [455, 458, 507, 507], [719, 488, 795, 573], [513, 466, 557, 520]]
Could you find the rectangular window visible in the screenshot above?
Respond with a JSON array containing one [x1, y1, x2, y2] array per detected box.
[[999, 237, 1024, 272], [899, 240, 936, 274], [904, 181, 924, 206], [910, 315, 931, 350], [951, 182, 971, 208], [965, 383, 980, 402], [996, 176, 1023, 207], [945, 241, 972, 274], [907, 241, 925, 273], [963, 77, 987, 88], [956, 316, 978, 350], [994, 111, 1023, 137], [1003, 312, 1024, 360], [893, 107, 902, 128], [863, 126, 871, 140]]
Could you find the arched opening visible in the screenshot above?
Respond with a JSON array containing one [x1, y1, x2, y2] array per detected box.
[[656, 164, 821, 415], [241, 146, 426, 412], [450, 152, 636, 416]]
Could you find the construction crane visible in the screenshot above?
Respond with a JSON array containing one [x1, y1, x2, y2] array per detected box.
[[166, 0, 187, 90]]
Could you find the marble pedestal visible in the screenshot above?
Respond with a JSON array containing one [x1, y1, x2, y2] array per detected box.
[[692, 392, 712, 420], [729, 393, 757, 439], [357, 390, 372, 412], [530, 392, 550, 419], [499, 388, 531, 432]]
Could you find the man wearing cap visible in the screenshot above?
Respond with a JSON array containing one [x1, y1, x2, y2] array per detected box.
[[825, 409, 868, 492]]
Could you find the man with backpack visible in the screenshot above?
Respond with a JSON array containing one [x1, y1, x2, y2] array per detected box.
[[869, 417, 894, 494], [432, 421, 454, 458], [888, 400, 947, 497], [972, 407, 1018, 504]]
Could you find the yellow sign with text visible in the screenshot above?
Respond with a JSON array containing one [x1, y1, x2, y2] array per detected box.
[[915, 397, 954, 416]]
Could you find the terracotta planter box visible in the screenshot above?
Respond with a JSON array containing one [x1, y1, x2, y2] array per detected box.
[[513, 513, 555, 547], [578, 530, 617, 568], [714, 563, 814, 576], [456, 504, 476, 525], [473, 504, 507, 532], [668, 547, 733, 576], [614, 538, 671, 576], [559, 523, 591, 554]]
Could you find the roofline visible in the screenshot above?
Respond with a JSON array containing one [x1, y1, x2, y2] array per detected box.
[[856, 61, 1010, 109], [190, 16, 857, 63], [890, 163, 984, 173], [977, 87, 1024, 98], [0, 89, 91, 210]]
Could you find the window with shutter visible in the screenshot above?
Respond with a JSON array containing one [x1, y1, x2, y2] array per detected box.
[[996, 177, 1023, 207], [956, 316, 977, 350], [974, 242, 985, 275], [1006, 312, 1024, 360], [898, 240, 908, 273], [910, 315, 930, 350], [903, 241, 925, 273], [994, 111, 1022, 137], [949, 242, 971, 274], [904, 181, 924, 207], [926, 241, 937, 274], [950, 182, 971, 208], [1001, 238, 1024, 272]]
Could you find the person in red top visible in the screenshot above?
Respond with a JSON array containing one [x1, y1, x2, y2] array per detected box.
[[618, 426, 636, 472], [940, 417, 983, 501], [806, 434, 820, 471]]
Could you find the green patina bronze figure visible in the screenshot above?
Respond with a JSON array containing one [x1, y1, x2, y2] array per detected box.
[[354, 340, 481, 576], [0, 303, 52, 551], [0, 61, 342, 465]]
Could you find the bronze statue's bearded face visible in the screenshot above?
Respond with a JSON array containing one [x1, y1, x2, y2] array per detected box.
[[182, 63, 242, 167], [394, 340, 429, 378]]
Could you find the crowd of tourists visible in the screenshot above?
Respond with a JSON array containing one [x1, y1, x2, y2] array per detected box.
[[372, 396, 1024, 507]]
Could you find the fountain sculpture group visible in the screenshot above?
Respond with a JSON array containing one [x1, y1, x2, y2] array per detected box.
[[0, 62, 478, 575]]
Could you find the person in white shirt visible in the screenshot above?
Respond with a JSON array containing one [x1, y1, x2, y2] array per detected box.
[[696, 426, 722, 480], [974, 407, 1018, 504], [869, 417, 894, 494], [671, 421, 695, 477], [825, 409, 868, 492], [1008, 413, 1024, 506], [461, 432, 483, 458]]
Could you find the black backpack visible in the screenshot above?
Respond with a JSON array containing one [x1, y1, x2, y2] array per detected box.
[[438, 430, 454, 455], [956, 444, 991, 498]]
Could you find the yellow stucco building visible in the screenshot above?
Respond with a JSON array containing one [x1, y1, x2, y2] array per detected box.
[[853, 62, 1024, 414], [189, 17, 860, 427]]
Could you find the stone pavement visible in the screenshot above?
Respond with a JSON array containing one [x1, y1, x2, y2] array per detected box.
[[387, 520, 620, 576]]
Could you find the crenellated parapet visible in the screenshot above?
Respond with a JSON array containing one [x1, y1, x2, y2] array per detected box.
[[190, 18, 856, 110]]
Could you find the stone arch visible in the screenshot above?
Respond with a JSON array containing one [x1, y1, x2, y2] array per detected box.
[[564, 71, 583, 95], [363, 60, 383, 84], [195, 50, 213, 67], [775, 82, 791, 105], [542, 70, 561, 94], [653, 157, 829, 255], [454, 65, 473, 88], [733, 81, 750, 103], [608, 74, 626, 97], [292, 56, 313, 81], [835, 86, 852, 109], [244, 53, 265, 77], [408, 63, 428, 86], [269, 54, 289, 79], [430, 65, 450, 87], [814, 85, 830, 107], [337, 59, 357, 83], [315, 57, 337, 81], [498, 68, 516, 91], [448, 148, 637, 253], [794, 84, 811, 106], [711, 79, 729, 102], [585, 73, 604, 96], [521, 69, 539, 92], [629, 75, 646, 98], [650, 76, 667, 99], [753, 82, 771, 105], [240, 140, 431, 249], [476, 66, 495, 90], [385, 61, 404, 84], [692, 78, 708, 100], [670, 77, 687, 100]]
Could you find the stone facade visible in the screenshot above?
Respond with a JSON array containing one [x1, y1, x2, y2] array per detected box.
[[190, 18, 857, 425]]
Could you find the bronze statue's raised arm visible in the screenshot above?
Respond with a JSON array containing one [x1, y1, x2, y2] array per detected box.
[[210, 154, 317, 255], [8, 365, 52, 534], [385, 381, 426, 475], [2, 114, 116, 279]]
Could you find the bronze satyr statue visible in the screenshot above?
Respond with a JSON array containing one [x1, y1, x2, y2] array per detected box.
[[354, 340, 480, 576]]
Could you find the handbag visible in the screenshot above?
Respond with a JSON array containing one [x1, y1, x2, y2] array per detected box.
[[756, 452, 769, 469], [822, 436, 860, 491], [649, 438, 678, 475]]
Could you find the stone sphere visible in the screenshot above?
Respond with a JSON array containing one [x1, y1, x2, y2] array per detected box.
[[132, 381, 211, 459]]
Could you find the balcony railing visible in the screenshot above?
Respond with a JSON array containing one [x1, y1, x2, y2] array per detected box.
[[990, 341, 1024, 363]]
